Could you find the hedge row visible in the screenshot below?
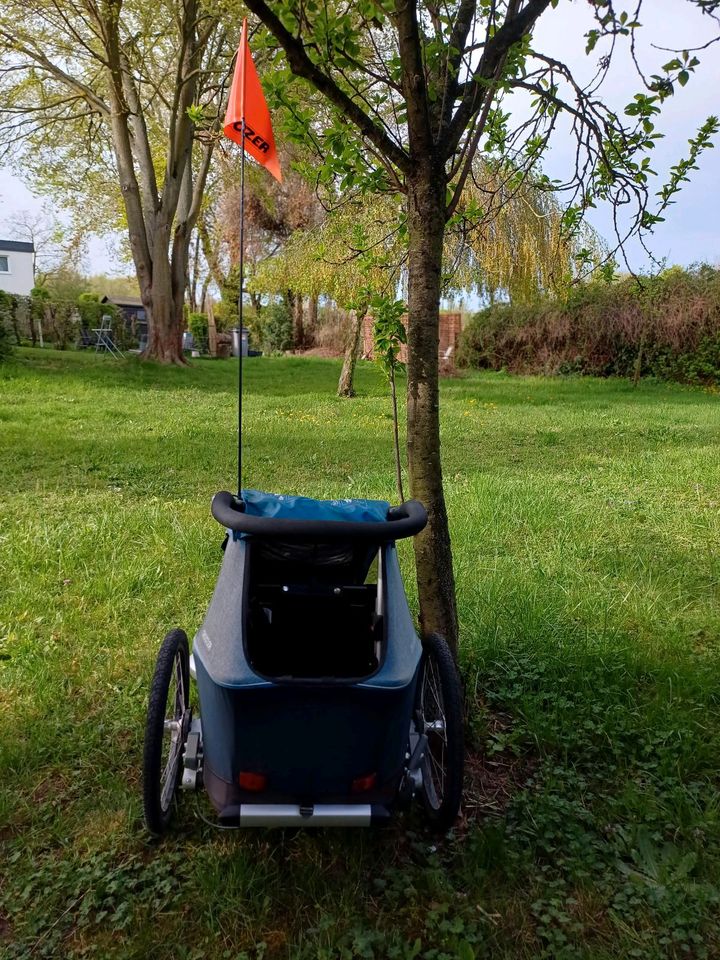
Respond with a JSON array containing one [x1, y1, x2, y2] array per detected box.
[[0, 290, 127, 360], [457, 264, 720, 385]]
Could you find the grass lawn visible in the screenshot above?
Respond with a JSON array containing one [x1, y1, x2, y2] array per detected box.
[[1, 347, 719, 959]]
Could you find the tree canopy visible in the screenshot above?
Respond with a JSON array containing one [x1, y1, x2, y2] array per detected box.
[[244, 0, 719, 651]]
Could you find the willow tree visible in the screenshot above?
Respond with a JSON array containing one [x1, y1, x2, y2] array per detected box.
[[250, 193, 406, 392], [0, 0, 233, 363], [448, 163, 606, 304], [245, 0, 718, 651], [253, 167, 599, 397]]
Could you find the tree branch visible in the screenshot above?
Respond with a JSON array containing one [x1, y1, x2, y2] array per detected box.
[[393, 0, 433, 156], [447, 0, 552, 154], [242, 0, 411, 174]]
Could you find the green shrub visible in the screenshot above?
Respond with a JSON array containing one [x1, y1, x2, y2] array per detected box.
[[457, 264, 720, 385], [44, 301, 80, 350], [0, 289, 13, 361], [243, 306, 264, 350], [187, 312, 208, 350], [214, 266, 241, 333], [261, 300, 293, 353], [77, 292, 112, 329]]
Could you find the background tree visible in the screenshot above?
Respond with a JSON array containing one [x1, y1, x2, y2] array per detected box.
[[447, 161, 606, 304], [213, 151, 325, 345], [2, 207, 85, 287], [0, 0, 234, 363], [245, 0, 718, 652], [250, 192, 406, 390], [252, 164, 603, 398]]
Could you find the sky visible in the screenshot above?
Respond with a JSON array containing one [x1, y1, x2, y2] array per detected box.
[[528, 0, 720, 271], [0, 0, 718, 278]]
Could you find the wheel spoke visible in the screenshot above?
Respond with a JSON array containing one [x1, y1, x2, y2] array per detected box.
[[419, 652, 450, 810], [158, 650, 187, 814]]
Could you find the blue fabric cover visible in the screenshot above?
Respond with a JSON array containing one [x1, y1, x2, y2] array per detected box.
[[240, 489, 390, 523]]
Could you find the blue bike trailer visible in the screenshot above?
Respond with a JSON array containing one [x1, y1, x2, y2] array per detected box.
[[193, 492, 423, 817]]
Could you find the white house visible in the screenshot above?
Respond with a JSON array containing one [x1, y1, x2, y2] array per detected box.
[[0, 240, 35, 296]]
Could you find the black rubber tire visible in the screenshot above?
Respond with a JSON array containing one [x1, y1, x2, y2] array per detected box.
[[416, 633, 464, 832], [143, 628, 190, 836]]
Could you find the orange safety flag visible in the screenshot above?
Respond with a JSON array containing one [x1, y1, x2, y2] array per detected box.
[[223, 18, 282, 182]]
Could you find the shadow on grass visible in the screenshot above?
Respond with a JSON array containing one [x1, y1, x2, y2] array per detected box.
[[7, 349, 393, 399]]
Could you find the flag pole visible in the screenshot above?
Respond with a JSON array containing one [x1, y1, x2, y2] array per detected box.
[[237, 128, 246, 498], [237, 19, 247, 499]]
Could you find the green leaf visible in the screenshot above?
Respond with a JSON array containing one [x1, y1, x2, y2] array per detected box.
[[457, 943, 476, 960]]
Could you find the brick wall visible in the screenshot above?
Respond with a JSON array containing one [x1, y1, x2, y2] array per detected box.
[[362, 312, 462, 368]]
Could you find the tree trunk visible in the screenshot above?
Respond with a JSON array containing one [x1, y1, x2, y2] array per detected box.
[[337, 307, 365, 397], [405, 164, 459, 653], [143, 289, 185, 362], [103, 0, 205, 367], [139, 228, 185, 364], [207, 299, 218, 358], [306, 296, 318, 347], [293, 293, 304, 350]]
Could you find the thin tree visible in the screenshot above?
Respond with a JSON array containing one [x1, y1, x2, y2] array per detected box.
[[244, 0, 718, 652]]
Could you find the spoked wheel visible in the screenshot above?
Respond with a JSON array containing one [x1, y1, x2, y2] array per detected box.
[[143, 628, 191, 836], [415, 633, 464, 832]]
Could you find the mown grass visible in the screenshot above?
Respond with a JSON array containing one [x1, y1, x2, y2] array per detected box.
[[1, 347, 719, 959]]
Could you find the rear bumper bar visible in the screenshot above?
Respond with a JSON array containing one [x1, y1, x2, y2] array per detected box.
[[218, 803, 391, 827]]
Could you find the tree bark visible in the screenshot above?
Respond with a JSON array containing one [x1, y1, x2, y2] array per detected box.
[[290, 291, 304, 350], [337, 307, 365, 397], [101, 0, 210, 365], [306, 296, 318, 347], [405, 163, 459, 653]]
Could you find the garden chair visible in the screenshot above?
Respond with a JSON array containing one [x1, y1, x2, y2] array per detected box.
[[93, 314, 124, 360]]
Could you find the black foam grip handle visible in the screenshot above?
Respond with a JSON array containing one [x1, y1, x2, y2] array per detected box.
[[211, 491, 428, 541]]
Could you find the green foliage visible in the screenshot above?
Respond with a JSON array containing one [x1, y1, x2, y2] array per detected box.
[[77, 293, 120, 331], [371, 295, 406, 377], [371, 295, 407, 500], [187, 312, 208, 349], [250, 195, 404, 311], [259, 300, 294, 353], [43, 302, 79, 351], [0, 289, 13, 361], [40, 266, 87, 304], [458, 264, 720, 385], [249, 170, 594, 313], [213, 267, 245, 335], [83, 275, 140, 300]]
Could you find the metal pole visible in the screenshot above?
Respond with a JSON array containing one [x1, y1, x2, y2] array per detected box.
[[236, 18, 248, 500], [238, 121, 245, 498]]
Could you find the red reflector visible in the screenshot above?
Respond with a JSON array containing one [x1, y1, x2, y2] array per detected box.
[[351, 773, 377, 793], [237, 771, 267, 792]]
